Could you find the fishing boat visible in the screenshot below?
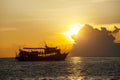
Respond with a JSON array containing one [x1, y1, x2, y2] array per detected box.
[[15, 44, 69, 61]]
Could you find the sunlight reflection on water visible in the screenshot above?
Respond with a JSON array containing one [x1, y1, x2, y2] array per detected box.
[[0, 57, 120, 80]]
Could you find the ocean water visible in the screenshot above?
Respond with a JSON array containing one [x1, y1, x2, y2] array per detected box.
[[0, 57, 120, 80]]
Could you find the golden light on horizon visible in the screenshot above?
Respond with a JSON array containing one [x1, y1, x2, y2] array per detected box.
[[63, 23, 84, 43]]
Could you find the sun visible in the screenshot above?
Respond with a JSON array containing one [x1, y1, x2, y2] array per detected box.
[[64, 23, 84, 43]]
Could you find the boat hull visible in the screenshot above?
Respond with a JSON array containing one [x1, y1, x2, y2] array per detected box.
[[16, 53, 68, 61]]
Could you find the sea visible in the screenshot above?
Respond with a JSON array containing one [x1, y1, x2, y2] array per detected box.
[[0, 57, 120, 80]]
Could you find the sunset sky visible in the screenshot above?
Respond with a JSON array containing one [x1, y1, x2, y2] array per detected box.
[[0, 0, 120, 57]]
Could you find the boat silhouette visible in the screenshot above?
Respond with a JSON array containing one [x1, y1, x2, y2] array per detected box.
[[15, 44, 69, 61]]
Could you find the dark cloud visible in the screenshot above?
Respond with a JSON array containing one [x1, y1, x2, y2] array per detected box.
[[71, 24, 120, 57]]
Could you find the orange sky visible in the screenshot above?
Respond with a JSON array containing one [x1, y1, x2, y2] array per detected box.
[[0, 0, 120, 57]]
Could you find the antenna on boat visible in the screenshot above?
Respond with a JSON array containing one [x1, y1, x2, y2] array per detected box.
[[44, 41, 48, 48]]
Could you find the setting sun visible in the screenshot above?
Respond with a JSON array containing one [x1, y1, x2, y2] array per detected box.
[[64, 23, 84, 42]]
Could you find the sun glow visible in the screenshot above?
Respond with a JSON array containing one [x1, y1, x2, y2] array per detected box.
[[64, 23, 84, 43]]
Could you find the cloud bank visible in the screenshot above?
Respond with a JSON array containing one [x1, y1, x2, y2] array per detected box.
[[71, 24, 120, 57]]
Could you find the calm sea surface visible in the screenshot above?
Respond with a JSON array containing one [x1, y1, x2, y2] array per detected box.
[[0, 57, 120, 80]]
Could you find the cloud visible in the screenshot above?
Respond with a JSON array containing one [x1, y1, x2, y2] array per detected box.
[[71, 24, 120, 57]]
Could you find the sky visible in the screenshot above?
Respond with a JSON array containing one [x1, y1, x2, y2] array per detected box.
[[0, 0, 120, 57]]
